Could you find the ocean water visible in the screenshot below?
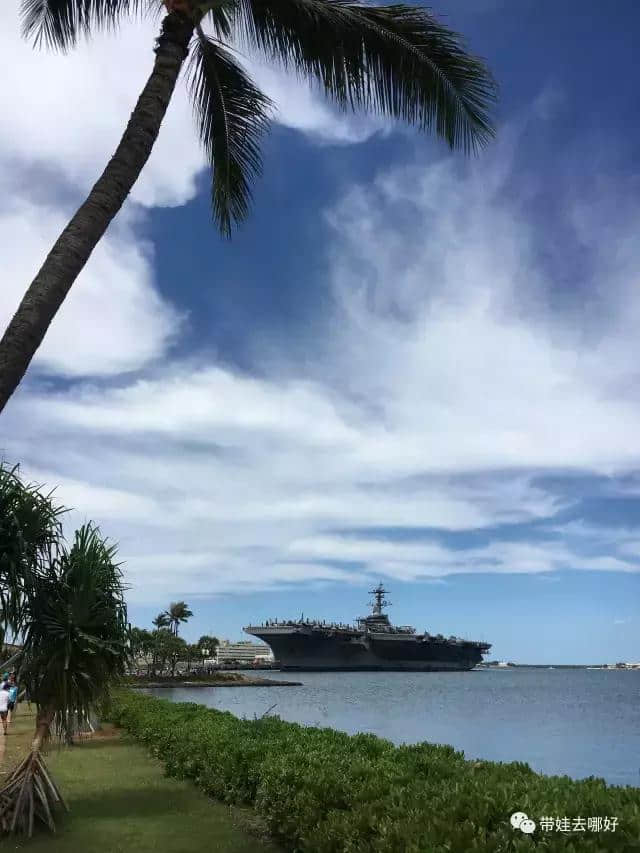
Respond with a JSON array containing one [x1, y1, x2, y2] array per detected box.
[[147, 668, 640, 787]]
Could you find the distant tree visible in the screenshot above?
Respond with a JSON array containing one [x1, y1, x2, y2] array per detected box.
[[152, 611, 171, 630], [129, 627, 155, 673], [152, 630, 186, 676], [150, 629, 166, 674], [169, 636, 187, 676], [130, 626, 150, 654], [184, 643, 201, 673], [197, 634, 219, 654], [167, 601, 193, 637]]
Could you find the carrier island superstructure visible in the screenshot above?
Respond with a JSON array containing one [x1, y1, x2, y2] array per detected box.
[[244, 585, 491, 672]]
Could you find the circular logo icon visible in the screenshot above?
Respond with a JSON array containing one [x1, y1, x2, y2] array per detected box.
[[510, 812, 528, 830], [520, 818, 536, 834]]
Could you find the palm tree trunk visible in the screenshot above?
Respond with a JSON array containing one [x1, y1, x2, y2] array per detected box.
[[0, 11, 195, 415], [32, 708, 56, 753]]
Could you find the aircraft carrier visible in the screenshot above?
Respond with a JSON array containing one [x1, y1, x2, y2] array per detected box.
[[244, 585, 491, 672]]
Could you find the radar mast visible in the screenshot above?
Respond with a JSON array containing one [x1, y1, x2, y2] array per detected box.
[[369, 583, 391, 616]]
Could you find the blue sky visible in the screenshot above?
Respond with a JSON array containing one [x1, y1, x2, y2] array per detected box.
[[1, 1, 639, 663]]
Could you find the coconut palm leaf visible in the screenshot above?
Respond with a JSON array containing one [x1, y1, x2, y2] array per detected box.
[[188, 28, 272, 235], [199, 0, 235, 39], [231, 0, 496, 151], [166, 600, 193, 635], [152, 611, 171, 629], [20, 0, 149, 50]]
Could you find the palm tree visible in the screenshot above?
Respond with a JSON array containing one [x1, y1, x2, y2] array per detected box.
[[152, 611, 171, 630], [0, 523, 129, 836], [0, 0, 496, 414], [167, 600, 193, 636], [150, 613, 171, 672]]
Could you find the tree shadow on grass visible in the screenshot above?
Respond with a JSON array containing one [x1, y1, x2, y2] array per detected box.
[[50, 785, 279, 851], [63, 786, 203, 820], [45, 736, 125, 754], [47, 739, 241, 822]]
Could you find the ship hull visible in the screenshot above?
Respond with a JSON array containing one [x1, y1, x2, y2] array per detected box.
[[246, 630, 484, 672]]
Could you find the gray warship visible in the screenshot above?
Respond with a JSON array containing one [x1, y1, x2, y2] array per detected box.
[[244, 585, 491, 672]]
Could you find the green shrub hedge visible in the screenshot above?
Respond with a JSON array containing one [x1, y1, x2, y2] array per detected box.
[[109, 691, 640, 852]]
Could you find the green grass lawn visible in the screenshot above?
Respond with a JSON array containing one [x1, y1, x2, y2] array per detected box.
[[1, 706, 280, 852]]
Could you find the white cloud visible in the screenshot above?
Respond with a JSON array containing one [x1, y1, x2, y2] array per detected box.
[[20, 366, 360, 447], [2, 80, 640, 605], [0, 191, 182, 377], [287, 534, 638, 577], [319, 151, 640, 477], [25, 469, 161, 523]]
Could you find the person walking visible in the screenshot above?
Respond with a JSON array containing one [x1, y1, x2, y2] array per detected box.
[[0, 684, 10, 735], [6, 675, 18, 724]]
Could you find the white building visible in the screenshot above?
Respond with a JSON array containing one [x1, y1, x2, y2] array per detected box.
[[216, 640, 274, 665]]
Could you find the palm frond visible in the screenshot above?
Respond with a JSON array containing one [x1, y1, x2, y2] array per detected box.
[[20, 0, 149, 51], [196, 0, 235, 39], [233, 0, 496, 152], [188, 29, 272, 236]]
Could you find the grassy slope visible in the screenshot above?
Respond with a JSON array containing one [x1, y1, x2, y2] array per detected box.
[[1, 706, 280, 853]]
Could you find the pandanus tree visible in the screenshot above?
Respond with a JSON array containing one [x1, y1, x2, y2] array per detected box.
[[0, 463, 64, 641], [0, 521, 129, 835], [0, 0, 496, 414]]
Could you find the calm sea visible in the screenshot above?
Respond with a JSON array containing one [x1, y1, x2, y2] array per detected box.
[[147, 668, 640, 787]]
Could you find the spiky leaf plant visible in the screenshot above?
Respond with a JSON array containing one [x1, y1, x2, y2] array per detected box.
[[0, 462, 64, 640], [0, 523, 129, 836]]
